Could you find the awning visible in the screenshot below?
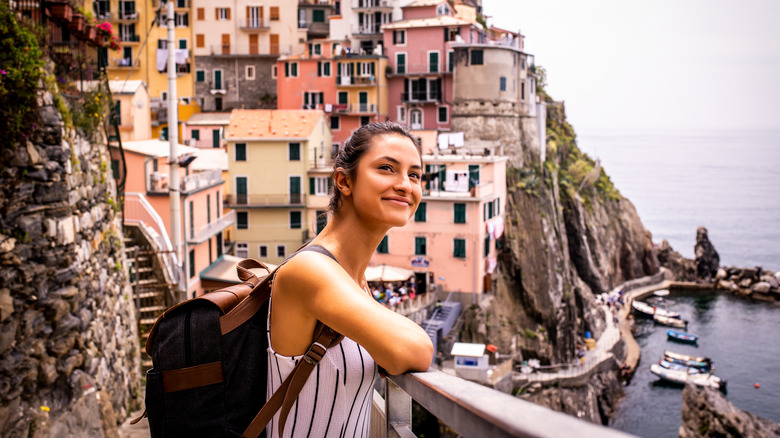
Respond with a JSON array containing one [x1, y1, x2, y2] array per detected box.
[[364, 264, 415, 282]]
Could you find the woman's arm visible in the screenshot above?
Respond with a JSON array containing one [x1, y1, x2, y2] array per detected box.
[[271, 251, 433, 375]]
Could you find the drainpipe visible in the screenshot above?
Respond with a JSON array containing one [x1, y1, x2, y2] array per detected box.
[[166, 1, 184, 302]]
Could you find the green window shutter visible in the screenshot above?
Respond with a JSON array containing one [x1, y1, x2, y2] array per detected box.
[[324, 62, 330, 76], [235, 143, 246, 161], [317, 62, 322, 77], [370, 62, 375, 76], [309, 177, 315, 195], [339, 91, 348, 105], [189, 250, 195, 278], [454, 238, 466, 258], [292, 63, 298, 76], [191, 129, 200, 140], [236, 211, 248, 229], [415, 237, 426, 255], [485, 236, 490, 256], [196, 70, 205, 82], [414, 202, 426, 222], [285, 62, 289, 77], [290, 211, 302, 229], [377, 235, 388, 253], [454, 203, 466, 223]]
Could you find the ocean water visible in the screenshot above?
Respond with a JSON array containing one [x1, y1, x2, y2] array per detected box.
[[576, 129, 780, 436], [577, 129, 780, 271]]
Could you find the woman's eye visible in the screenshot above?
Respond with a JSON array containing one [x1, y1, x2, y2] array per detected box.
[[409, 172, 421, 180], [379, 164, 393, 172]]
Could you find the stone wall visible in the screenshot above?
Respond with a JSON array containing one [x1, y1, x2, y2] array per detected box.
[[0, 83, 140, 437], [194, 55, 278, 111]]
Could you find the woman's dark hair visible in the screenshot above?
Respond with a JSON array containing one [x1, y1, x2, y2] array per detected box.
[[328, 122, 422, 214]]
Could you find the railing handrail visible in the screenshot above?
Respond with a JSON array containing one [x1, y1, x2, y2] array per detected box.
[[180, 169, 222, 193], [124, 192, 180, 284], [385, 370, 636, 438], [188, 210, 235, 244]]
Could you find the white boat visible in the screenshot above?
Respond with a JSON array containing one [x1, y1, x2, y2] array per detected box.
[[631, 300, 681, 319], [653, 289, 670, 297], [653, 313, 687, 328], [650, 360, 726, 390]]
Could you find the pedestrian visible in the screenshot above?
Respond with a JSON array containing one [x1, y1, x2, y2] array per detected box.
[[266, 122, 433, 437]]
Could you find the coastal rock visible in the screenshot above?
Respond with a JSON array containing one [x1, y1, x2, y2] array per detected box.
[[751, 282, 771, 294], [657, 239, 697, 281], [680, 383, 780, 438], [694, 227, 720, 280]]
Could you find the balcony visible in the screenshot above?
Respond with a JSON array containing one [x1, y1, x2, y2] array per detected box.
[[391, 64, 452, 76], [225, 193, 306, 208], [117, 10, 138, 21], [119, 33, 140, 43], [153, 0, 189, 9], [180, 169, 223, 194], [402, 92, 441, 103], [187, 210, 234, 245], [376, 370, 635, 438], [238, 18, 269, 30], [209, 44, 284, 56], [353, 0, 392, 11], [353, 25, 382, 36], [337, 75, 376, 86], [114, 58, 140, 68]]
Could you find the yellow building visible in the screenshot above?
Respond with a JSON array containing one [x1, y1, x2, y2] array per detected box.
[[96, 0, 198, 139], [225, 109, 333, 264]]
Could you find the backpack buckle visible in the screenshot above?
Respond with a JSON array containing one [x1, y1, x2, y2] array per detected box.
[[303, 342, 326, 366]]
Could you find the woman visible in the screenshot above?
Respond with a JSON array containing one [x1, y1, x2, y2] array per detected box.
[[266, 122, 434, 437]]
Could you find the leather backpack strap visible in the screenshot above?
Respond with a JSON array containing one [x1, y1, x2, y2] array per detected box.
[[242, 323, 343, 438]]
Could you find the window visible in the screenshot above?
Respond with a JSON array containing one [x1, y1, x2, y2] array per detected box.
[[312, 43, 322, 55], [196, 7, 204, 20], [330, 116, 339, 130], [236, 242, 249, 258], [216, 7, 229, 20], [521, 82, 526, 100], [338, 91, 348, 105], [484, 201, 494, 220], [310, 176, 329, 195], [414, 202, 426, 222], [175, 13, 188, 27], [284, 62, 298, 77], [470, 49, 483, 65], [303, 91, 324, 109], [468, 164, 480, 189], [178, 38, 187, 49], [453, 238, 466, 258], [216, 191, 220, 218], [396, 53, 406, 74], [259, 245, 268, 258], [485, 236, 490, 256], [270, 6, 279, 20], [500, 76, 506, 91], [212, 129, 221, 147], [444, 27, 459, 42], [160, 126, 168, 141], [360, 116, 370, 126], [213, 69, 223, 90], [415, 237, 427, 256], [316, 210, 327, 234], [377, 235, 389, 254], [215, 97, 222, 111], [397, 106, 406, 122], [271, 65, 277, 79], [290, 211, 302, 229], [196, 34, 204, 48], [448, 50, 454, 72], [189, 249, 195, 278], [317, 61, 331, 77], [393, 30, 405, 45], [206, 194, 211, 223], [236, 211, 248, 229], [494, 197, 500, 216], [313, 9, 325, 23], [428, 51, 439, 73], [276, 245, 286, 258], [288, 143, 300, 161], [235, 143, 246, 161], [246, 65, 255, 80], [454, 203, 466, 223], [437, 106, 448, 123]]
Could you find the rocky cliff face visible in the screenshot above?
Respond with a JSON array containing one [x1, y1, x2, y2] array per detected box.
[[680, 384, 780, 438], [458, 102, 659, 422], [0, 77, 140, 435]]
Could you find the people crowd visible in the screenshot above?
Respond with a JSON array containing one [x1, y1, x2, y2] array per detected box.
[[371, 280, 417, 308]]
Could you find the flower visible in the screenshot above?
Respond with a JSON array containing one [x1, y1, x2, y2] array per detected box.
[[0, 69, 6, 75]]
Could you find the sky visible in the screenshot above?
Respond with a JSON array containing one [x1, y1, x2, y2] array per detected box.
[[481, 0, 780, 132]]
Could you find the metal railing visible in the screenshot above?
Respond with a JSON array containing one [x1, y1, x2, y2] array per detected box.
[[377, 370, 636, 438], [124, 192, 180, 285], [238, 18, 268, 29], [225, 193, 306, 207], [392, 64, 452, 76], [187, 210, 235, 245], [353, 0, 392, 9], [180, 169, 223, 194], [114, 58, 140, 67], [402, 92, 441, 103], [337, 75, 377, 86]]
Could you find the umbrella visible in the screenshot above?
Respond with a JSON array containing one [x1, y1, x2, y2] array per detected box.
[[364, 264, 416, 282]]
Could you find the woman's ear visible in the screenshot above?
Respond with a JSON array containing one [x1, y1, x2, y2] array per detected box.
[[333, 169, 352, 197]]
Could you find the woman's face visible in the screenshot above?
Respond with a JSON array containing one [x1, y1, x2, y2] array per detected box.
[[348, 134, 423, 228]]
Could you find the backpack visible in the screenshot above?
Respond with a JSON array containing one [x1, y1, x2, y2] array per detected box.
[[131, 245, 344, 437]]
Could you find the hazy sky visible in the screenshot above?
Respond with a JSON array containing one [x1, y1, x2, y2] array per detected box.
[[482, 0, 780, 131]]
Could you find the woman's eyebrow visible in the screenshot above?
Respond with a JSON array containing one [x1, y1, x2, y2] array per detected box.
[[378, 156, 422, 170]]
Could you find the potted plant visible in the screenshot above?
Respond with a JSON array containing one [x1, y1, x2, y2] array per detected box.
[[49, 0, 73, 21], [69, 12, 84, 32]]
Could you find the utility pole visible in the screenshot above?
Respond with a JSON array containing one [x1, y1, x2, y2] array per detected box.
[[166, 0, 183, 302]]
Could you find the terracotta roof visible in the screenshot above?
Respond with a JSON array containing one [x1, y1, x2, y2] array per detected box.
[[382, 15, 470, 30], [226, 109, 323, 140], [185, 112, 232, 126]]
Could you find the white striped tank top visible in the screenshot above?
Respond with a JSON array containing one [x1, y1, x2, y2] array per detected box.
[[266, 298, 377, 438]]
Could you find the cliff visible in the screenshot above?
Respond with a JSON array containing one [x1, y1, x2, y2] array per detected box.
[[459, 101, 659, 422], [680, 384, 780, 438]]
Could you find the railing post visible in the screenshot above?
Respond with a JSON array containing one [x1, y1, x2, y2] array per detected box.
[[385, 377, 415, 438]]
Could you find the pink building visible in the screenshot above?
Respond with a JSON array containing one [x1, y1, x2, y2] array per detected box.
[[382, 0, 485, 130], [370, 152, 508, 295], [182, 112, 232, 149], [114, 140, 234, 298]]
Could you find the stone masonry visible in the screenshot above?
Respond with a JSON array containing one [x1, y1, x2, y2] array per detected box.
[[0, 82, 140, 437], [195, 55, 278, 112]]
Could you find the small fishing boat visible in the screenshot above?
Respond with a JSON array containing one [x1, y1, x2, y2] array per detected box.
[[632, 300, 681, 319], [654, 313, 687, 328], [667, 330, 698, 344], [653, 289, 670, 297], [664, 351, 713, 371], [650, 360, 726, 391]]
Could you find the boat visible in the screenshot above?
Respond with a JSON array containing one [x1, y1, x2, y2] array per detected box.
[[631, 300, 681, 319], [654, 313, 687, 328], [650, 360, 726, 390], [667, 330, 698, 344], [653, 289, 670, 297], [664, 351, 713, 371]]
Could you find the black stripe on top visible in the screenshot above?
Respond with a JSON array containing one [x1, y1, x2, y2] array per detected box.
[[341, 343, 365, 438], [339, 343, 347, 385], [323, 369, 339, 437], [305, 363, 321, 438]]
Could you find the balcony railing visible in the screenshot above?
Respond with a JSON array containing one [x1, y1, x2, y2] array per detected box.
[[187, 210, 235, 245], [208, 44, 289, 56], [353, 0, 392, 10], [337, 75, 376, 86], [114, 58, 140, 68], [353, 25, 382, 35], [402, 92, 441, 103], [180, 169, 223, 194], [117, 10, 138, 20], [225, 193, 305, 207], [321, 103, 376, 114], [238, 18, 269, 30], [124, 192, 180, 285], [119, 33, 140, 42], [392, 65, 452, 76], [377, 370, 636, 438]]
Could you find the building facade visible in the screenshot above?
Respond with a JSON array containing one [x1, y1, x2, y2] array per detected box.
[[108, 80, 152, 142], [225, 109, 333, 264], [329, 0, 406, 54]]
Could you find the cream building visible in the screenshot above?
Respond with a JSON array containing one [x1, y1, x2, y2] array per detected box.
[[224, 109, 333, 264]]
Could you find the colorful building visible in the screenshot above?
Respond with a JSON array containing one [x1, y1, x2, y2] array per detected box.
[[191, 0, 306, 112], [329, 0, 404, 54], [276, 40, 388, 147], [114, 139, 233, 297], [370, 148, 507, 295], [108, 80, 151, 142], [224, 109, 333, 264], [382, 0, 484, 130], [182, 112, 231, 148]]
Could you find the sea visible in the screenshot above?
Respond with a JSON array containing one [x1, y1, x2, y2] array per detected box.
[[576, 129, 780, 437]]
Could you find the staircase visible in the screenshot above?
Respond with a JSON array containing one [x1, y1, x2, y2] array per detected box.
[[422, 301, 462, 361]]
